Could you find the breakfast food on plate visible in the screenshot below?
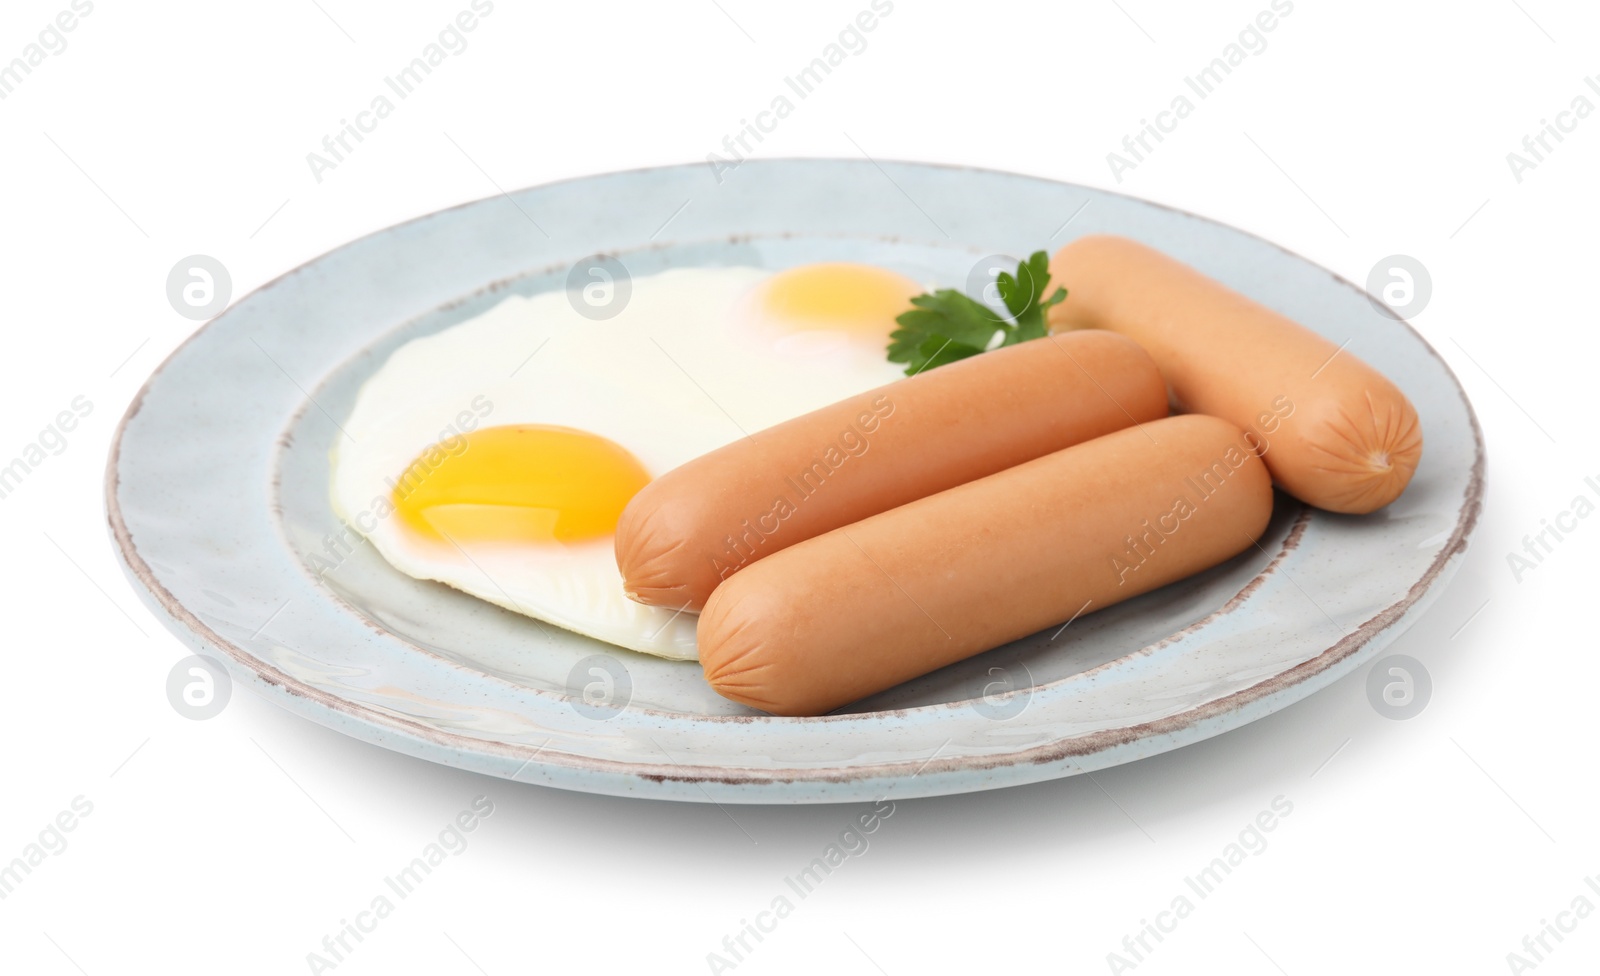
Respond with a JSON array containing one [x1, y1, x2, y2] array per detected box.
[[616, 329, 1168, 612], [1047, 235, 1421, 514], [697, 414, 1275, 716], [333, 239, 1422, 717], [329, 263, 924, 660]]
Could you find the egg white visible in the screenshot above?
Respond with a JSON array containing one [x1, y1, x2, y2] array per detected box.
[[330, 265, 908, 660]]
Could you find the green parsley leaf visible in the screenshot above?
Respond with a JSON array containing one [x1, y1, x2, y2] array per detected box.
[[886, 250, 1066, 376], [995, 251, 1067, 346], [886, 290, 1001, 374]]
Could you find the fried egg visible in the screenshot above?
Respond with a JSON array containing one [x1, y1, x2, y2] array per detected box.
[[330, 262, 919, 659]]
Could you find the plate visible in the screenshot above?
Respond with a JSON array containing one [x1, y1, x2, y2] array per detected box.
[[106, 160, 1484, 803]]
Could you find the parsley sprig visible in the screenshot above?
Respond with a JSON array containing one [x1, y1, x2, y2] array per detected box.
[[887, 251, 1066, 376]]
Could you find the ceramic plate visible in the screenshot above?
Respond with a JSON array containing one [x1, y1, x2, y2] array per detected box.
[[106, 160, 1483, 803]]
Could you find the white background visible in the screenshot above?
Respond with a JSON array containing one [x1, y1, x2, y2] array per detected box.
[[1, 1, 1595, 973]]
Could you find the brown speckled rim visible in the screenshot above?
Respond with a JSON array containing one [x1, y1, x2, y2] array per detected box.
[[105, 159, 1486, 792]]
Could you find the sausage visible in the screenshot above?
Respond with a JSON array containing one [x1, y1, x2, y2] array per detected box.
[[697, 414, 1274, 715], [616, 329, 1168, 611], [1047, 235, 1422, 514]]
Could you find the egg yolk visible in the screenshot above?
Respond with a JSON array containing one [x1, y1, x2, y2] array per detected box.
[[757, 263, 922, 337], [392, 425, 650, 546]]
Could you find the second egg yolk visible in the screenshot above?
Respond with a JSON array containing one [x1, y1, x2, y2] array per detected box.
[[756, 263, 923, 338]]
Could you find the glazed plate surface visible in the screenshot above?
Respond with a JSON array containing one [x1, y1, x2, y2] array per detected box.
[[107, 160, 1483, 803]]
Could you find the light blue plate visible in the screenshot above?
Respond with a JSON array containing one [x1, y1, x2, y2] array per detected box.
[[106, 160, 1483, 803]]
